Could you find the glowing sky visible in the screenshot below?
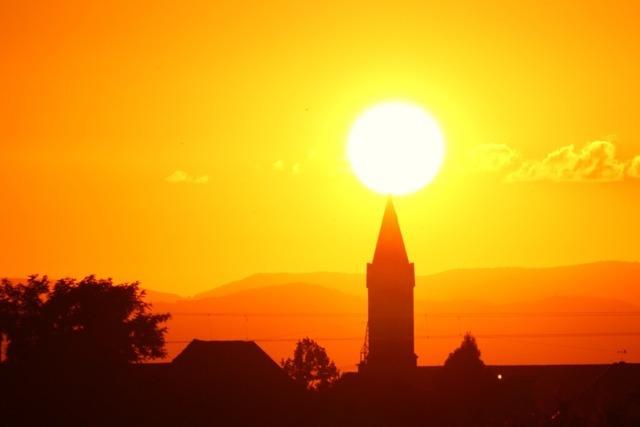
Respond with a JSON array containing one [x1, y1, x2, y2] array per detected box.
[[2, 1, 640, 294]]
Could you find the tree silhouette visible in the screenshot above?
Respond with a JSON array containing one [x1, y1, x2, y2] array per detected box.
[[0, 275, 170, 366], [440, 333, 496, 392], [444, 333, 486, 372], [281, 337, 339, 391], [0, 275, 49, 363]]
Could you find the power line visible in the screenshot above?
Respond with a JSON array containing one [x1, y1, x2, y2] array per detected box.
[[424, 312, 640, 319], [435, 332, 640, 339], [165, 331, 640, 344], [168, 311, 640, 319]]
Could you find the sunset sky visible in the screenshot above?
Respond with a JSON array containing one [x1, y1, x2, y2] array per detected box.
[[2, 1, 640, 295]]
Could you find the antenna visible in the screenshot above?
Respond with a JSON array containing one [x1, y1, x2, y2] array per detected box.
[[359, 321, 369, 364]]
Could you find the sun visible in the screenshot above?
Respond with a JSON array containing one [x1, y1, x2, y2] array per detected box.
[[347, 101, 445, 195]]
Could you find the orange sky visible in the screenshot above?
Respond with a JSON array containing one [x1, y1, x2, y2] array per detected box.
[[2, 1, 640, 295]]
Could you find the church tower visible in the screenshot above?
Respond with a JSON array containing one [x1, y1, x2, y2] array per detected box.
[[360, 197, 417, 374]]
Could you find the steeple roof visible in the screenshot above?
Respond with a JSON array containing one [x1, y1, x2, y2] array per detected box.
[[372, 197, 409, 264]]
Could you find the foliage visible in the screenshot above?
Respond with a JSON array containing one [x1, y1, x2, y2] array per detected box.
[[438, 335, 502, 425], [0, 275, 170, 366], [281, 337, 340, 391], [444, 333, 485, 371], [441, 333, 495, 389]]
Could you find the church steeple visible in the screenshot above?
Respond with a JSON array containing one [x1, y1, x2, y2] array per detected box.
[[360, 197, 417, 375], [372, 197, 409, 264]]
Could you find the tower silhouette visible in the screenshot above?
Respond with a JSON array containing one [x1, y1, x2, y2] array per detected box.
[[360, 197, 417, 375]]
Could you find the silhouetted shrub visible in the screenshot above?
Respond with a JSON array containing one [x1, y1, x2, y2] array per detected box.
[[437, 333, 499, 425], [440, 333, 496, 390], [443, 333, 486, 373], [281, 337, 339, 391]]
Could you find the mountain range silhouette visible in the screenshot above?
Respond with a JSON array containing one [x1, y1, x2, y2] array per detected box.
[[123, 261, 640, 368], [143, 261, 640, 304]]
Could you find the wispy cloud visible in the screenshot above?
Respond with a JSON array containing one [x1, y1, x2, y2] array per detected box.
[[291, 162, 301, 175], [165, 170, 209, 184], [272, 160, 302, 175], [507, 141, 625, 183], [628, 156, 640, 178], [466, 144, 519, 173], [468, 141, 640, 183]]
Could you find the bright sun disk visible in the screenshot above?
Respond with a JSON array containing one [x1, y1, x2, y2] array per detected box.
[[347, 101, 445, 195]]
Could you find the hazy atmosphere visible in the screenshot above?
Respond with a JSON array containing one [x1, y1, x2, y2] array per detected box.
[[3, 1, 640, 294]]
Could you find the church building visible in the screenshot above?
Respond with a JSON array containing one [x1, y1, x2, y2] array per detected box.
[[359, 197, 417, 375]]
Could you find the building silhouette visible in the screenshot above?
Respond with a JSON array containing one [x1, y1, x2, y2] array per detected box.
[[359, 197, 417, 375], [172, 340, 290, 387], [4, 204, 640, 425]]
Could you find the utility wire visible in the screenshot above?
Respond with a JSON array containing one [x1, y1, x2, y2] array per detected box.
[[168, 311, 640, 318], [165, 331, 640, 344]]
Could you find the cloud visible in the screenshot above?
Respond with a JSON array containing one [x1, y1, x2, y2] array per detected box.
[[628, 156, 640, 178], [272, 159, 302, 175], [466, 140, 640, 183], [165, 170, 209, 184], [467, 144, 519, 173], [506, 141, 626, 183]]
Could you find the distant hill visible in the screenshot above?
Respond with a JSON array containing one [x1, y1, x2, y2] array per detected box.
[[193, 272, 364, 299], [4, 262, 640, 367], [419, 261, 640, 305], [143, 289, 183, 304], [153, 279, 640, 369], [165, 282, 363, 315], [188, 261, 640, 305]]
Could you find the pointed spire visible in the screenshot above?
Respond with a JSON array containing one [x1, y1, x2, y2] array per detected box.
[[372, 196, 409, 264]]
